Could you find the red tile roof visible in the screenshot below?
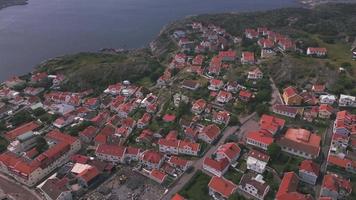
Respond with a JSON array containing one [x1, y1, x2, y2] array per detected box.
[[208, 176, 237, 198], [242, 51, 255, 62], [259, 114, 285, 134], [5, 121, 40, 141], [96, 144, 126, 158], [218, 50, 236, 59], [248, 149, 270, 162], [276, 172, 312, 200], [246, 130, 274, 146], [279, 128, 321, 156], [140, 150, 163, 164], [171, 194, 185, 200], [322, 173, 352, 193], [168, 156, 189, 168], [201, 124, 221, 140], [77, 166, 100, 183], [215, 142, 240, 161], [299, 160, 320, 175], [203, 157, 229, 172], [163, 114, 176, 122], [283, 86, 298, 98], [150, 169, 167, 182]]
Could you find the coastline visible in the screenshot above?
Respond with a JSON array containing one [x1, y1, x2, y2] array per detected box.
[[298, 0, 356, 8]]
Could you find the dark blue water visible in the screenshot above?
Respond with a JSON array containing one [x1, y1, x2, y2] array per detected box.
[[0, 0, 299, 80]]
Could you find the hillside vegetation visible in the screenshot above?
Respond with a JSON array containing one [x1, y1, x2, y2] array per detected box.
[[38, 50, 164, 92], [153, 3, 356, 95]]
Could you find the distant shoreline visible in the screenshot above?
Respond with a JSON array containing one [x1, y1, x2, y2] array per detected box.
[[0, 0, 28, 10], [298, 0, 356, 8]]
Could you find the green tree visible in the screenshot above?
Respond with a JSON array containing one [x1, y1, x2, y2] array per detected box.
[[33, 107, 46, 117], [267, 143, 281, 161], [10, 110, 33, 126], [256, 104, 269, 116], [36, 137, 49, 153]]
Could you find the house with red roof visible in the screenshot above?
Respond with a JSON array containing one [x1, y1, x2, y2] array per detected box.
[[278, 128, 321, 159], [272, 104, 300, 118], [24, 87, 45, 96], [158, 137, 200, 156], [307, 47, 327, 57], [158, 139, 180, 155], [181, 80, 200, 91], [246, 149, 270, 174], [5, 121, 40, 141], [83, 97, 99, 110], [208, 55, 222, 73], [192, 99, 207, 114], [208, 79, 224, 91], [318, 104, 333, 119], [104, 83, 123, 95], [312, 84, 326, 93], [163, 114, 176, 123], [299, 160, 320, 185], [213, 111, 230, 125], [5, 76, 25, 88], [215, 142, 240, 163], [218, 50, 236, 61], [137, 113, 151, 129], [247, 68, 263, 80], [282, 86, 302, 105], [198, 124, 221, 144], [125, 146, 141, 161], [167, 156, 192, 171], [139, 150, 164, 169], [117, 102, 136, 118], [241, 51, 255, 65], [90, 111, 110, 127], [259, 114, 285, 135], [320, 173, 352, 200], [149, 169, 167, 184], [93, 124, 115, 145], [136, 129, 154, 144], [208, 176, 237, 199], [192, 55, 204, 66], [239, 90, 253, 102], [245, 29, 259, 39], [258, 38, 274, 49], [77, 166, 100, 187], [203, 157, 230, 177], [216, 90, 232, 104], [31, 72, 48, 83], [246, 130, 274, 151], [278, 38, 295, 52], [276, 172, 313, 200], [171, 193, 186, 200], [95, 144, 126, 164], [0, 130, 81, 186], [79, 126, 98, 143], [178, 140, 200, 156]]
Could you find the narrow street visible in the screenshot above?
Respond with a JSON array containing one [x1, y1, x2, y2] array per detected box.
[[0, 174, 42, 200], [161, 112, 257, 200]]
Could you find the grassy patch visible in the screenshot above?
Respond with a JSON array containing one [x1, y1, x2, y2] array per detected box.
[[224, 168, 243, 184], [179, 170, 211, 200]]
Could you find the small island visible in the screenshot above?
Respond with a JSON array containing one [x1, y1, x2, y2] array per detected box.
[[0, 3, 355, 200]]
